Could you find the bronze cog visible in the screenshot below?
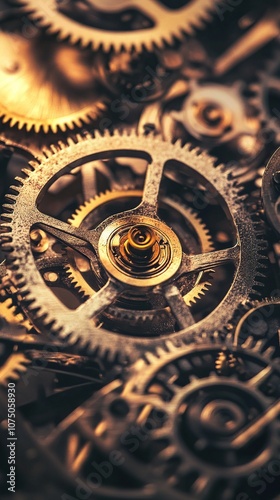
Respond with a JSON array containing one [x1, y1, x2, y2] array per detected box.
[[13, 0, 222, 53], [0, 30, 106, 133]]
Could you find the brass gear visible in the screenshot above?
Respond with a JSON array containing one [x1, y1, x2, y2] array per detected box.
[[0, 131, 266, 360], [13, 0, 222, 52], [0, 289, 33, 333], [0, 29, 106, 133], [65, 189, 214, 332], [0, 351, 30, 386]]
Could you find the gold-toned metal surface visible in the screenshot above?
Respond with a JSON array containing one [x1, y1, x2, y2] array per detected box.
[[0, 30, 106, 133]]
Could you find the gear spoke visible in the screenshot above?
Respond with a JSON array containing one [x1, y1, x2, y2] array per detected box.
[[164, 284, 195, 328], [246, 365, 273, 388], [138, 159, 165, 216], [231, 400, 280, 449], [34, 210, 98, 260], [77, 280, 124, 320], [181, 244, 240, 274]]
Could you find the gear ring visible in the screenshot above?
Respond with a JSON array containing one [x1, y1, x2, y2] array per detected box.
[[1, 131, 266, 360], [14, 0, 222, 52]]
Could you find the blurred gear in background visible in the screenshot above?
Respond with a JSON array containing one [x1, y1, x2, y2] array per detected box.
[[0, 0, 279, 499]]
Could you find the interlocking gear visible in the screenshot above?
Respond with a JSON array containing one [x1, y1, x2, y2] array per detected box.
[[81, 338, 280, 500], [13, 0, 222, 52], [1, 131, 266, 360]]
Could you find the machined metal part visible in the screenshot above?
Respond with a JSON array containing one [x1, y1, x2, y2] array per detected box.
[[1, 131, 266, 361]]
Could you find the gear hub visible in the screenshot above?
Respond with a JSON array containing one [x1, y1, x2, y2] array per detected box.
[[98, 215, 182, 287]]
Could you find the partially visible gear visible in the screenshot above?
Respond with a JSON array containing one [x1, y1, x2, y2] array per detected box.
[[1, 131, 267, 360], [262, 146, 280, 235], [139, 79, 263, 165], [0, 349, 30, 385], [80, 337, 280, 500], [249, 49, 280, 143], [0, 295, 33, 332], [170, 81, 257, 146], [0, 29, 106, 133], [13, 0, 222, 52], [233, 297, 280, 359]]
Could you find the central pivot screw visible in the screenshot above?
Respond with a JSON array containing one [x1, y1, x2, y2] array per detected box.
[[120, 224, 161, 266], [127, 225, 157, 256]]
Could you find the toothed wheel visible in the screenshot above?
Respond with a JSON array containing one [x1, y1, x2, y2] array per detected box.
[[1, 131, 266, 361], [233, 297, 280, 359], [0, 29, 106, 133], [13, 0, 222, 53], [250, 50, 280, 144], [80, 338, 280, 500], [262, 147, 280, 236]]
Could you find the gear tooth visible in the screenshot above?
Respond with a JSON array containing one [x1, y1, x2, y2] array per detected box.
[[253, 339, 266, 352], [144, 351, 158, 365], [165, 340, 179, 353], [263, 346, 275, 360], [28, 160, 39, 170], [241, 336, 255, 350]]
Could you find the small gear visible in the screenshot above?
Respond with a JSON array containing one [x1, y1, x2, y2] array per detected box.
[[65, 189, 214, 334], [249, 49, 280, 143], [0, 29, 106, 133], [139, 79, 262, 165], [80, 337, 280, 500], [13, 0, 222, 52], [1, 131, 267, 361], [233, 297, 280, 359]]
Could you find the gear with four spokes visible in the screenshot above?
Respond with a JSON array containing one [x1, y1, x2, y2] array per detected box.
[[13, 0, 222, 52], [0, 131, 267, 360]]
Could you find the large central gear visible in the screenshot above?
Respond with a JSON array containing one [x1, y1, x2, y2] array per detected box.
[[1, 131, 266, 360], [14, 0, 222, 52]]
